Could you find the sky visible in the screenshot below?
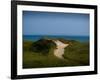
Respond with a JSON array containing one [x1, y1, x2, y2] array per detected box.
[[23, 11, 89, 36]]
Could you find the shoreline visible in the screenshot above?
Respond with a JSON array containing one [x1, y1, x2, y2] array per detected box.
[[23, 35, 89, 42]]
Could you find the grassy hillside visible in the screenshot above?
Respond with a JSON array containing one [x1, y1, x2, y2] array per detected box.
[[64, 41, 89, 65], [23, 39, 89, 68]]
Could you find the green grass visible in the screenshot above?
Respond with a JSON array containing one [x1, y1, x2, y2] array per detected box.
[[23, 40, 89, 69], [63, 41, 89, 65]]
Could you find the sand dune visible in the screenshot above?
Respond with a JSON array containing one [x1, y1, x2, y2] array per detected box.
[[53, 40, 69, 59]]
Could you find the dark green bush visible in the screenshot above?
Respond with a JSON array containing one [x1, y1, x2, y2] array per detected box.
[[30, 39, 56, 55]]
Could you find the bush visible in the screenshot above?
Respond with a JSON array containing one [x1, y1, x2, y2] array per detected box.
[[30, 39, 57, 55]]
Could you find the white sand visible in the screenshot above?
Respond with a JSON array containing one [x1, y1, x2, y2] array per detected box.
[[53, 40, 69, 59]]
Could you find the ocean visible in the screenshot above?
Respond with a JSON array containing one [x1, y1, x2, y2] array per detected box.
[[23, 35, 89, 42]]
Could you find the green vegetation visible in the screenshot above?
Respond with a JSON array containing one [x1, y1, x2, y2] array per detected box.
[[23, 38, 89, 68], [30, 39, 56, 55], [64, 41, 89, 65]]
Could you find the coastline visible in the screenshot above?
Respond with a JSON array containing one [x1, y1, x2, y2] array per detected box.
[[23, 35, 89, 42]]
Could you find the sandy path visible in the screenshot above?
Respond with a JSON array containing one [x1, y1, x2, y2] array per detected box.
[[53, 40, 69, 59]]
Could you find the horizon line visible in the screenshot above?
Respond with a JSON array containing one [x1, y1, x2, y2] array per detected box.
[[23, 34, 89, 37]]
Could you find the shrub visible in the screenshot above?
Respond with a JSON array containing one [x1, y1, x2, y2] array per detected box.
[[30, 39, 56, 55]]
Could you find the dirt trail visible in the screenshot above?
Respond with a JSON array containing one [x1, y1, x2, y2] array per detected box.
[[53, 40, 69, 59]]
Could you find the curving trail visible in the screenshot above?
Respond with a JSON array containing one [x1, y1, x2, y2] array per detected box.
[[53, 40, 69, 59]]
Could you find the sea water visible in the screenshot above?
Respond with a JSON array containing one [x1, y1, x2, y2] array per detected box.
[[23, 35, 89, 42]]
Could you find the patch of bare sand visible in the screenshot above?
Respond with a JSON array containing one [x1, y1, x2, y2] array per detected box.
[[53, 40, 69, 59]]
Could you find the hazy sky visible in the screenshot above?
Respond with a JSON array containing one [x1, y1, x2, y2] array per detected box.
[[23, 11, 89, 36]]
